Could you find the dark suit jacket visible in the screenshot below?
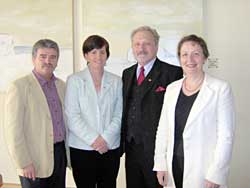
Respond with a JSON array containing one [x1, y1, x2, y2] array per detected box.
[[120, 58, 183, 163]]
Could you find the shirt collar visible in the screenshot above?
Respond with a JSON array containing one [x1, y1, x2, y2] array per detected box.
[[32, 69, 57, 86], [137, 58, 156, 78]]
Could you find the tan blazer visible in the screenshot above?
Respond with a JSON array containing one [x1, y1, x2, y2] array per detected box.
[[4, 73, 70, 178]]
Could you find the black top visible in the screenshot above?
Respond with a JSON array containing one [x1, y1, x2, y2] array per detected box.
[[174, 89, 199, 156]]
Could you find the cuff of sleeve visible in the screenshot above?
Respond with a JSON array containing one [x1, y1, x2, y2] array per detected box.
[[102, 132, 116, 149], [85, 132, 99, 146], [205, 166, 229, 185], [153, 157, 167, 171], [153, 165, 167, 172], [13, 152, 32, 169]]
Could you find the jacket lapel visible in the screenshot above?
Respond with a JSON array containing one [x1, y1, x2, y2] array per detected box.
[[101, 71, 112, 98], [55, 79, 65, 111], [185, 73, 214, 128], [141, 60, 161, 100], [167, 79, 183, 132], [28, 73, 51, 117], [82, 68, 99, 107], [124, 65, 137, 99]]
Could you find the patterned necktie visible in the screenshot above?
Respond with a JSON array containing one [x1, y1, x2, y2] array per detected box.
[[137, 66, 145, 85]]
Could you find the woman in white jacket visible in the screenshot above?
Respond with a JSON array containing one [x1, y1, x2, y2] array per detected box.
[[153, 35, 235, 188], [65, 35, 122, 188]]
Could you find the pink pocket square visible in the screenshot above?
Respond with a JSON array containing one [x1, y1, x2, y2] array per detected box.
[[155, 86, 166, 92]]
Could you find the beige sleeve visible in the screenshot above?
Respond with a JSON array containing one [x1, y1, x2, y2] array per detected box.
[[4, 82, 32, 169]]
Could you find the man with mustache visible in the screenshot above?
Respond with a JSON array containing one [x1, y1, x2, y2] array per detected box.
[[4, 39, 69, 188], [120, 26, 183, 188]]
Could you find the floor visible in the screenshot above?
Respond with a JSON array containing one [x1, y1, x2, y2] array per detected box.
[[2, 184, 20, 188], [2, 184, 74, 188]]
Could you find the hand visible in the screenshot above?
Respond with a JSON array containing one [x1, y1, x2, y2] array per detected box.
[[91, 135, 108, 154], [23, 163, 36, 181], [157, 171, 168, 186], [205, 179, 220, 188]]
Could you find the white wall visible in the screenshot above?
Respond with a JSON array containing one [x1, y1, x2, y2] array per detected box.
[[0, 93, 18, 183], [204, 0, 250, 187]]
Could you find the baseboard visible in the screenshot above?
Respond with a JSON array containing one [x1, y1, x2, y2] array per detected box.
[[2, 183, 20, 188], [2, 184, 74, 188]]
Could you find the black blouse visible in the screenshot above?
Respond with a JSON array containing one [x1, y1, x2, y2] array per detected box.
[[173, 89, 199, 157]]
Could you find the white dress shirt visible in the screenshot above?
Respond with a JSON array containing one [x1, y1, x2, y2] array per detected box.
[[136, 58, 156, 79]]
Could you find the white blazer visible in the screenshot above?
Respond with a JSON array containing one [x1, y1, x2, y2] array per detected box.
[[154, 73, 235, 188], [65, 68, 122, 150]]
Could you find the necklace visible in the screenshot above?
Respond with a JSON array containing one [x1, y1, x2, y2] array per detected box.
[[183, 75, 204, 93]]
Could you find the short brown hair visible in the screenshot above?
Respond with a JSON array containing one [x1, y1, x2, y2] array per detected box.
[[177, 34, 209, 59], [82, 35, 110, 58]]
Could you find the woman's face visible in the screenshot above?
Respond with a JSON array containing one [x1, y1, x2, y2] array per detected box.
[[179, 41, 206, 75], [84, 46, 107, 67]]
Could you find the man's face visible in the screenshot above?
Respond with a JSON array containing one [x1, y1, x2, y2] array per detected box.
[[132, 31, 158, 66], [32, 48, 58, 80]]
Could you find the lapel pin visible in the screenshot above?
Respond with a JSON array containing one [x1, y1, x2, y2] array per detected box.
[[148, 78, 152, 82]]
